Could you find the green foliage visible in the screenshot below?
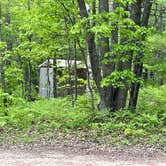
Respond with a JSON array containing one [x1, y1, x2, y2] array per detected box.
[[101, 70, 137, 88], [138, 85, 166, 115], [144, 31, 166, 84], [0, 92, 24, 108], [0, 0, 165, 147], [0, 86, 165, 146]]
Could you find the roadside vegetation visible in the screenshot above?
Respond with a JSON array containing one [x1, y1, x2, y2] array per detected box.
[[0, 85, 165, 147], [0, 0, 165, 151]]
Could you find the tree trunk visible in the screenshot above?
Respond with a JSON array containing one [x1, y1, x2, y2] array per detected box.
[[47, 58, 51, 98], [112, 3, 134, 111], [98, 0, 113, 110], [73, 39, 78, 107], [77, 0, 101, 92], [0, 3, 7, 115], [129, 0, 152, 110], [0, 3, 5, 94], [53, 58, 57, 98], [77, 39, 95, 110], [25, 0, 33, 101]]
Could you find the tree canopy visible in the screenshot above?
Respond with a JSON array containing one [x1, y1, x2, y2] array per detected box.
[[0, 0, 165, 112]]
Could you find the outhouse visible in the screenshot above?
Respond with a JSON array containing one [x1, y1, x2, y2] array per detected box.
[[39, 59, 86, 98]]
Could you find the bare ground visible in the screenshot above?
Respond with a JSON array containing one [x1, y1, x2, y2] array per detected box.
[[0, 141, 165, 166]]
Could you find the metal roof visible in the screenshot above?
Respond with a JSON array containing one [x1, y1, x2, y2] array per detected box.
[[39, 59, 85, 68]]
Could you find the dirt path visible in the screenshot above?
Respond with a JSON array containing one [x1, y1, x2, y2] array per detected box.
[[0, 145, 165, 166]]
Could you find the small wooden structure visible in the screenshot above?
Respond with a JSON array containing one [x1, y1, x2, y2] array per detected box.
[[39, 59, 86, 98]]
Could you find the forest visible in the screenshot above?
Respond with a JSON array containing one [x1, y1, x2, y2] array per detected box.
[[0, 0, 166, 152]]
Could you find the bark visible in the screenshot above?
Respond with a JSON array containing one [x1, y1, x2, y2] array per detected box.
[[77, 39, 95, 110], [25, 0, 33, 101], [47, 58, 51, 98], [129, 0, 152, 110], [113, 4, 133, 111], [73, 39, 78, 106], [87, 32, 101, 91], [0, 3, 7, 115], [53, 58, 57, 98], [0, 59, 5, 94], [66, 39, 73, 97], [129, 0, 142, 26], [128, 0, 142, 109], [63, 17, 73, 97], [98, 0, 113, 110], [18, 55, 24, 98], [0, 53, 7, 115], [6, 0, 12, 51], [129, 61, 143, 109], [141, 0, 152, 27], [0, 4, 5, 94], [104, 2, 132, 111], [77, 0, 101, 92], [153, 2, 158, 28], [28, 58, 32, 100], [114, 60, 132, 110]]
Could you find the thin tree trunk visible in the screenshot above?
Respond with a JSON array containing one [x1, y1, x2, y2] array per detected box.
[[63, 16, 74, 102], [0, 4, 5, 94], [18, 55, 24, 98], [26, 0, 33, 101], [6, 0, 12, 51], [0, 3, 7, 115], [73, 39, 77, 107], [53, 58, 57, 98], [67, 39, 73, 97], [47, 58, 51, 98], [77, 39, 95, 110], [77, 0, 101, 92]]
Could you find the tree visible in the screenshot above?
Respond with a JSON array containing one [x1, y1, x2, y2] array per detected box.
[[129, 0, 152, 109], [77, 0, 153, 111], [77, 0, 101, 93], [0, 0, 160, 113]]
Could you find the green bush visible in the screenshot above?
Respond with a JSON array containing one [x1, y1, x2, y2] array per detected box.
[[0, 86, 165, 146]]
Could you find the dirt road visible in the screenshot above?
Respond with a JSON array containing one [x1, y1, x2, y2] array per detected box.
[[0, 145, 165, 166]]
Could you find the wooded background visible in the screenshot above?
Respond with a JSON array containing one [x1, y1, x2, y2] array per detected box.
[[0, 0, 165, 112]]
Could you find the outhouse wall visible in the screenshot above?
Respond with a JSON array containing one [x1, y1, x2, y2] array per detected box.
[[39, 67, 54, 98]]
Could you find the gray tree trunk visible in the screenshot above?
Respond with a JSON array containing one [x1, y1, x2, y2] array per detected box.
[[77, 0, 101, 92], [25, 0, 32, 101], [53, 58, 57, 98], [98, 0, 113, 110], [129, 0, 152, 110]]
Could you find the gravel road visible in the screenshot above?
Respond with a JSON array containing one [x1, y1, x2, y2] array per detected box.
[[0, 145, 165, 166]]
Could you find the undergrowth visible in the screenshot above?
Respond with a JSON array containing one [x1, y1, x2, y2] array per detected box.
[[0, 86, 165, 147]]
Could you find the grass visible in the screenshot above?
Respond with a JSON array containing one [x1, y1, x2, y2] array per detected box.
[[0, 86, 165, 147]]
